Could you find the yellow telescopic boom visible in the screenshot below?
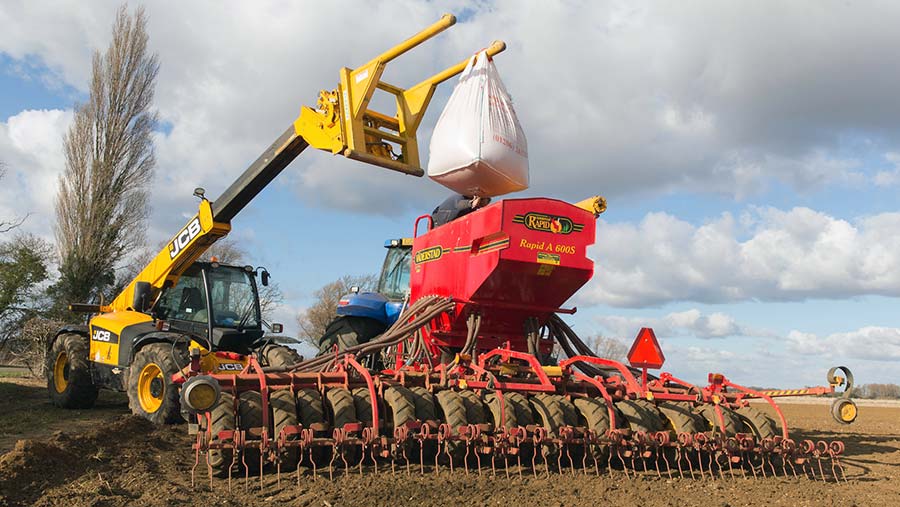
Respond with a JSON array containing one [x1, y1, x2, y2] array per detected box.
[[97, 14, 506, 314]]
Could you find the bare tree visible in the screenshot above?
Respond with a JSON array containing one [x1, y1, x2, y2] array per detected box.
[[53, 6, 158, 310], [581, 334, 629, 362], [0, 165, 30, 234], [296, 274, 377, 346]]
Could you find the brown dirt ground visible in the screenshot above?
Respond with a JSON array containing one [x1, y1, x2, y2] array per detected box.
[[0, 376, 897, 507]]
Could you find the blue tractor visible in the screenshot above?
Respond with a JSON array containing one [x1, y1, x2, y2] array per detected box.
[[317, 238, 412, 355]]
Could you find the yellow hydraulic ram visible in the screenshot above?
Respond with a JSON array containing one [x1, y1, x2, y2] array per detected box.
[[91, 14, 506, 314]]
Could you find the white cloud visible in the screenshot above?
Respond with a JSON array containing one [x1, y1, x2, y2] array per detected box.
[[873, 152, 900, 187], [4, 0, 900, 226], [787, 326, 900, 362], [585, 207, 900, 307], [0, 108, 73, 241], [595, 308, 768, 341]]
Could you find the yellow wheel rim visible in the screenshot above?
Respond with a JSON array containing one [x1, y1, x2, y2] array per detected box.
[[137, 363, 165, 413], [52, 352, 69, 393], [840, 401, 857, 422]]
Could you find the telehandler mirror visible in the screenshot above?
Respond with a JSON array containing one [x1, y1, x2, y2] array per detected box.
[[270, 323, 283, 334], [133, 281, 152, 312], [261, 270, 270, 287]]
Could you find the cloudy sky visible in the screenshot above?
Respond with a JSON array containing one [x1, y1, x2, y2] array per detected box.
[[1, 1, 899, 387]]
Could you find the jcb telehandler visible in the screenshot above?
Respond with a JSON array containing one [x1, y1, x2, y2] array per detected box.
[[46, 14, 507, 425]]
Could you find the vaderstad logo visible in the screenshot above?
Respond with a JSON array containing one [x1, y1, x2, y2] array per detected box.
[[169, 217, 202, 259], [513, 213, 584, 234], [414, 246, 444, 264]]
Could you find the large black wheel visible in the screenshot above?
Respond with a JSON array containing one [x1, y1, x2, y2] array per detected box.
[[485, 393, 517, 431], [435, 390, 468, 458], [47, 333, 98, 409], [128, 343, 186, 424], [573, 397, 612, 462], [317, 316, 386, 356], [238, 391, 264, 470], [530, 393, 567, 436], [296, 388, 327, 465], [616, 399, 665, 433], [206, 392, 237, 477], [383, 385, 417, 431], [270, 389, 299, 469], [734, 405, 778, 440], [325, 388, 357, 430], [259, 344, 302, 368], [657, 402, 704, 434], [457, 390, 487, 424], [694, 404, 742, 436]]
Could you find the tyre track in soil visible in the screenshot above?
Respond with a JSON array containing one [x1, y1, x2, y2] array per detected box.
[[0, 378, 898, 507]]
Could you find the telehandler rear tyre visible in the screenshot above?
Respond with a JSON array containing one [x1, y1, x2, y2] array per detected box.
[[128, 343, 186, 425], [47, 333, 98, 409]]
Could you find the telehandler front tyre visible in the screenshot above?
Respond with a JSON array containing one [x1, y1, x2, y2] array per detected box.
[[128, 343, 186, 425], [47, 333, 99, 409]]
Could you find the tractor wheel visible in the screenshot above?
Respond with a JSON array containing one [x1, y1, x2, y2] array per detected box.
[[557, 396, 580, 427], [657, 402, 704, 435], [128, 343, 186, 424], [506, 392, 535, 426], [734, 405, 778, 440], [457, 389, 487, 424], [270, 389, 299, 470], [318, 316, 386, 356], [485, 393, 518, 431], [326, 388, 357, 430], [259, 344, 301, 368], [615, 399, 665, 433], [47, 333, 98, 409], [409, 386, 438, 422], [238, 391, 264, 470], [383, 385, 417, 431], [530, 393, 566, 436], [351, 387, 377, 428], [694, 404, 742, 436], [435, 390, 468, 458], [573, 397, 612, 463], [296, 388, 327, 465], [206, 391, 237, 477]]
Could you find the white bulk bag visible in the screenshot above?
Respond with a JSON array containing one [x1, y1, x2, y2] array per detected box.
[[427, 51, 528, 197]]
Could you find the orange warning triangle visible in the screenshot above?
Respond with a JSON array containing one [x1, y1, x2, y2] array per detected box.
[[627, 327, 665, 369]]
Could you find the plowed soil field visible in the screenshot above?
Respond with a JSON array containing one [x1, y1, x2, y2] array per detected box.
[[1, 377, 897, 507]]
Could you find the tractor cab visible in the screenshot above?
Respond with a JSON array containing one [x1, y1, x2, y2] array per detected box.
[[154, 261, 266, 354]]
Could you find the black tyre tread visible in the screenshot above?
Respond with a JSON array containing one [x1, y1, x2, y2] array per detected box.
[[506, 392, 535, 426], [383, 385, 417, 431], [435, 390, 468, 457], [557, 396, 580, 427], [296, 388, 326, 428], [238, 391, 264, 429], [485, 393, 517, 431], [237, 390, 264, 469], [326, 388, 357, 430], [694, 404, 742, 436], [270, 389, 299, 468], [435, 390, 468, 434], [207, 392, 236, 477], [409, 386, 438, 422], [616, 399, 665, 433], [47, 333, 99, 409], [657, 401, 703, 434], [530, 393, 566, 436], [260, 344, 302, 368], [573, 397, 611, 434], [734, 405, 778, 440], [351, 387, 375, 426], [457, 389, 487, 424], [127, 342, 185, 424]]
